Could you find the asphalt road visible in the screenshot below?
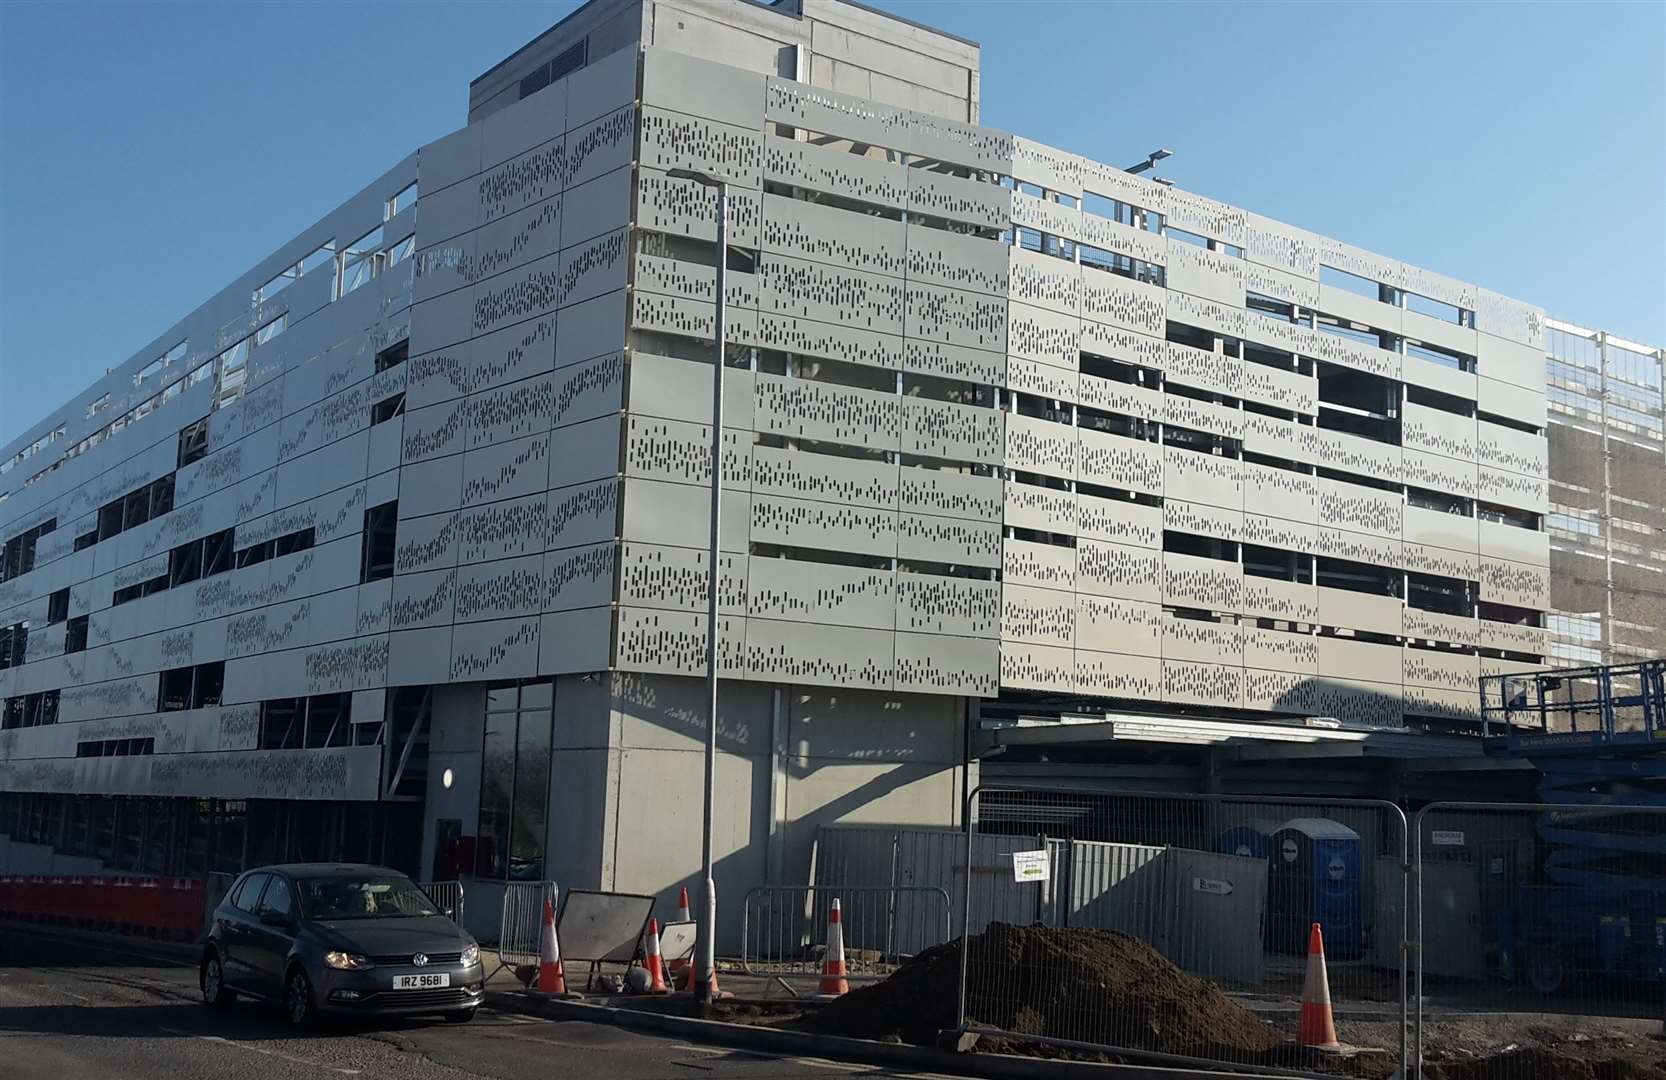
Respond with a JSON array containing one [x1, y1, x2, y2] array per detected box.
[[0, 929, 954, 1080]]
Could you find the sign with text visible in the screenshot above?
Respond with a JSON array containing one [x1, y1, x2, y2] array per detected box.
[[1011, 850, 1050, 883]]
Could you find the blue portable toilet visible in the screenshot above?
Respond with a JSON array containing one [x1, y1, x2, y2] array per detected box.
[[1216, 818, 1281, 860], [1267, 819, 1363, 959]]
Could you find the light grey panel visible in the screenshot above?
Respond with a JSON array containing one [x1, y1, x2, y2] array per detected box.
[[546, 478, 618, 551], [1404, 448, 1478, 500], [398, 452, 465, 518], [1239, 361, 1315, 415], [418, 122, 484, 197], [1001, 583, 1075, 647], [1077, 493, 1162, 549], [1006, 356, 1078, 402], [410, 286, 476, 357], [639, 106, 763, 190], [635, 168, 763, 249], [1478, 466, 1548, 514], [1164, 499, 1243, 541], [910, 229, 1009, 294], [480, 75, 566, 170], [1000, 641, 1073, 692], [901, 467, 1000, 523], [1081, 271, 1165, 338], [744, 617, 893, 691], [1162, 659, 1244, 710], [1475, 420, 1546, 478], [386, 626, 452, 686], [463, 373, 555, 452], [1080, 322, 1166, 371], [563, 105, 636, 191], [750, 493, 897, 558], [747, 557, 894, 629], [758, 254, 903, 335], [543, 541, 616, 612], [401, 398, 467, 464], [1165, 242, 1244, 306], [756, 313, 899, 371], [555, 289, 627, 367], [762, 134, 907, 208], [624, 414, 749, 487], [893, 632, 998, 697], [1165, 291, 1247, 341], [1242, 576, 1319, 624], [906, 283, 1007, 353], [1164, 394, 1243, 440], [1007, 301, 1079, 370], [627, 352, 756, 427], [751, 444, 897, 509], [618, 543, 746, 614], [546, 414, 620, 490], [1162, 551, 1243, 612], [898, 513, 1001, 567], [1006, 480, 1072, 536], [450, 553, 544, 623], [761, 193, 904, 277], [1243, 212, 1319, 278], [1010, 191, 1078, 240], [1012, 136, 1082, 196], [619, 477, 750, 554], [414, 178, 480, 256], [1004, 537, 1075, 591], [901, 397, 1003, 464], [906, 169, 1009, 231], [1318, 477, 1402, 540], [538, 606, 612, 674], [1004, 412, 1075, 480], [1473, 288, 1545, 350], [895, 573, 999, 637], [1078, 214, 1166, 268], [1077, 428, 1161, 496], [1244, 627, 1317, 674], [1162, 615, 1244, 666], [643, 47, 764, 128], [449, 616, 540, 681], [615, 607, 745, 677], [460, 433, 551, 508], [1075, 649, 1162, 699], [764, 76, 903, 150], [754, 372, 898, 449]]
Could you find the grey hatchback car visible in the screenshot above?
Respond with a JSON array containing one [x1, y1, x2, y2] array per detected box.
[[200, 863, 485, 1025]]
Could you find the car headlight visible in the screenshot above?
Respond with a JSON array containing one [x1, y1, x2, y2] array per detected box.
[[324, 951, 373, 970], [460, 944, 479, 967]]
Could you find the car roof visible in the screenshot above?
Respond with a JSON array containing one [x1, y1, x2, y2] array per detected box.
[[249, 863, 407, 879]]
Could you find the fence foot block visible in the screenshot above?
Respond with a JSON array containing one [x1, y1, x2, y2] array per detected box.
[[935, 1030, 979, 1054]]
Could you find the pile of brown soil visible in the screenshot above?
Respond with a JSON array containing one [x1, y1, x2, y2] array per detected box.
[[812, 922, 1276, 1062]]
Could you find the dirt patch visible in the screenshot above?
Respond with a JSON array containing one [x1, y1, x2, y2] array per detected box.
[[1425, 1037, 1666, 1080], [812, 922, 1277, 1061]]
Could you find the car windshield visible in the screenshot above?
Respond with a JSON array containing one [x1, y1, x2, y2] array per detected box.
[[296, 876, 439, 920]]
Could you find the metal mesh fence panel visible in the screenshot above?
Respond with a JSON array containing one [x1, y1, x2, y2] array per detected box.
[[741, 884, 951, 984], [1415, 802, 1666, 1080], [957, 786, 1408, 1077]]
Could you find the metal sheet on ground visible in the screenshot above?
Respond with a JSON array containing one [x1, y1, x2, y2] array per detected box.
[[556, 889, 656, 962]]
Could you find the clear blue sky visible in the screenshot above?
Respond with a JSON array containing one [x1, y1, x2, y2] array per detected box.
[[2, 0, 1662, 445]]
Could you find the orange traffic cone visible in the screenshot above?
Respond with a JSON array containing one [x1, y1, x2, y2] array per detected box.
[[537, 896, 568, 995], [1298, 922, 1340, 1050], [680, 956, 722, 995], [818, 897, 850, 997], [667, 886, 693, 978], [643, 918, 669, 993]]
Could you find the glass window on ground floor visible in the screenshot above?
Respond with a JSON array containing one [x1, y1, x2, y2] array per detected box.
[[476, 680, 553, 882]]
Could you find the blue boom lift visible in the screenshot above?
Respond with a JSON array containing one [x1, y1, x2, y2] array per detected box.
[[1479, 659, 1666, 992]]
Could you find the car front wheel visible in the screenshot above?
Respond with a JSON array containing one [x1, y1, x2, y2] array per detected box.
[[201, 951, 236, 1007], [284, 967, 315, 1027]]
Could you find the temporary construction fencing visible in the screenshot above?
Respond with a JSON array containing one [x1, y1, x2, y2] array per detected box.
[[492, 880, 557, 978], [740, 884, 951, 983], [0, 873, 208, 941], [419, 880, 465, 925], [952, 786, 1410, 1077], [1412, 801, 1666, 1080]]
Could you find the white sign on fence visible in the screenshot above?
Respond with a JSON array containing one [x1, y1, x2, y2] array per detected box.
[[1011, 850, 1050, 883], [1192, 876, 1233, 896], [1431, 830, 1466, 846]]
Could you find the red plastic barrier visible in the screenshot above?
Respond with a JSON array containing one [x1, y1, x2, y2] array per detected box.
[[0, 872, 208, 938]]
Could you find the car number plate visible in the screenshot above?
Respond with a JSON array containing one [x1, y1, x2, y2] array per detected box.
[[393, 973, 451, 990]]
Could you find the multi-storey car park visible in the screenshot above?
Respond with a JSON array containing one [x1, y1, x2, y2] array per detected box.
[[1, 0, 1654, 940]]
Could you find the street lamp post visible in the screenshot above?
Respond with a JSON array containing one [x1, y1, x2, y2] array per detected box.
[[666, 167, 726, 1004]]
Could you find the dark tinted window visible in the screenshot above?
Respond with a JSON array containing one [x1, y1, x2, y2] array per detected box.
[[230, 872, 269, 912], [258, 876, 294, 918]]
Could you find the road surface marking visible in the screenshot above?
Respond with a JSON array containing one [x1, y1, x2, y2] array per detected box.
[[157, 1027, 361, 1075]]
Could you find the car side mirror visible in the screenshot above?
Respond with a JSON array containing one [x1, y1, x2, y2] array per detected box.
[[260, 909, 292, 928]]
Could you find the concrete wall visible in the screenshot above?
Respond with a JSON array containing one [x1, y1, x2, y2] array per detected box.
[[468, 0, 981, 126]]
